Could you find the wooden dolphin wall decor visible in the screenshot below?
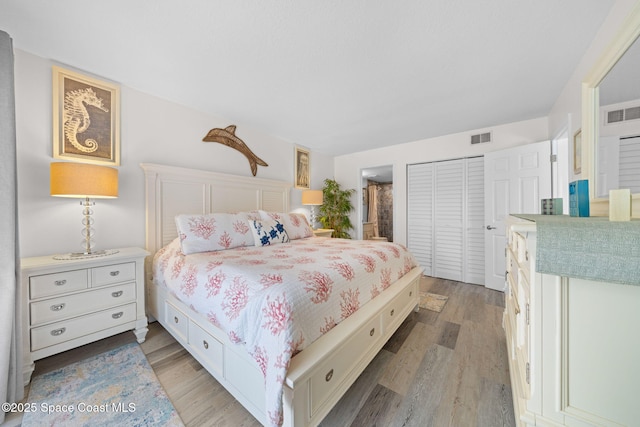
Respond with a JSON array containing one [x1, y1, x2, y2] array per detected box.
[[202, 125, 268, 176]]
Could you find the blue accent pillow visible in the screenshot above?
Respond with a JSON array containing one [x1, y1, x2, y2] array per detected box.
[[248, 219, 290, 246]]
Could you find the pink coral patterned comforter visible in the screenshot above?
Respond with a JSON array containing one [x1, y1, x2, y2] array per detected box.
[[153, 236, 417, 426]]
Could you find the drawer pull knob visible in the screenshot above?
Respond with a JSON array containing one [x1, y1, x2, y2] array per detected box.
[[369, 327, 375, 337], [174, 316, 179, 324], [325, 369, 334, 382], [203, 340, 209, 350], [390, 309, 395, 317], [54, 279, 67, 286], [111, 291, 123, 298], [112, 312, 124, 319], [51, 327, 66, 336], [50, 303, 65, 311], [110, 271, 120, 277], [409, 291, 413, 297]]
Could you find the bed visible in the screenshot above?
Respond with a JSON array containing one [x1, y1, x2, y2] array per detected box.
[[141, 163, 423, 426]]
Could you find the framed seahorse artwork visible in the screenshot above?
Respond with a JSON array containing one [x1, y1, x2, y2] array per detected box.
[[294, 146, 310, 189], [52, 66, 120, 166]]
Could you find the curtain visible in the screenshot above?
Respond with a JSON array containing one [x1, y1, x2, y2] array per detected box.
[[367, 184, 379, 237], [0, 30, 23, 423]]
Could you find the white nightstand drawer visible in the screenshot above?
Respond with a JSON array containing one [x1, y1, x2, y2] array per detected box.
[[30, 282, 136, 325], [30, 269, 88, 299], [30, 303, 136, 351], [92, 262, 136, 287]]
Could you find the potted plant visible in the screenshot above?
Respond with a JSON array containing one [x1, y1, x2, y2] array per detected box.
[[318, 178, 355, 238]]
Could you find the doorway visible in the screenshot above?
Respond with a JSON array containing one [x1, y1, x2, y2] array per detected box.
[[361, 165, 393, 241]]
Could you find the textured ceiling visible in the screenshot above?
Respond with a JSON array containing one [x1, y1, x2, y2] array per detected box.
[[0, 0, 615, 155]]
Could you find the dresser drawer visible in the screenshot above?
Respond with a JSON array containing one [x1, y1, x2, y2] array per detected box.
[[30, 282, 136, 325], [30, 269, 88, 299], [92, 262, 136, 287], [310, 315, 381, 415], [30, 303, 136, 351], [165, 302, 189, 341], [189, 321, 223, 377], [382, 279, 418, 330]]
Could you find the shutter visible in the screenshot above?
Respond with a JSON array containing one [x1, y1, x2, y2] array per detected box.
[[407, 163, 433, 276], [434, 160, 464, 281], [619, 136, 640, 193], [465, 157, 485, 285]]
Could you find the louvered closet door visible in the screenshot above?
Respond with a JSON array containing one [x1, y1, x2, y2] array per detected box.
[[407, 163, 433, 276], [465, 157, 485, 285], [407, 157, 484, 284], [434, 160, 464, 281]]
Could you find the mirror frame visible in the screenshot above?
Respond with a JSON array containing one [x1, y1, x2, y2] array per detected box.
[[582, 3, 640, 217]]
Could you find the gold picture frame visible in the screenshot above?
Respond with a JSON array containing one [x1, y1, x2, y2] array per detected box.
[[52, 66, 120, 166], [573, 129, 582, 175], [294, 147, 310, 189]]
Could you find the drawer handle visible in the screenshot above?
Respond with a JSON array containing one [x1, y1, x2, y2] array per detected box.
[[174, 316, 179, 324], [50, 327, 66, 336], [203, 340, 209, 350], [110, 270, 120, 277], [369, 327, 375, 337], [390, 308, 395, 317], [409, 291, 413, 297], [525, 251, 529, 262], [112, 312, 124, 319], [325, 369, 334, 382], [50, 303, 66, 312], [111, 291, 123, 298], [54, 279, 67, 286]]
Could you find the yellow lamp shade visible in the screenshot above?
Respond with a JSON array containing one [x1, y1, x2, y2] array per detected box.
[[50, 162, 118, 198], [302, 190, 323, 205]]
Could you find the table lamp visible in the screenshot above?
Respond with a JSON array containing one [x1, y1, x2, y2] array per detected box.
[[50, 162, 118, 258], [302, 189, 323, 229]]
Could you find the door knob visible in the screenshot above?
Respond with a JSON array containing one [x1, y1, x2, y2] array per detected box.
[[486, 225, 497, 230]]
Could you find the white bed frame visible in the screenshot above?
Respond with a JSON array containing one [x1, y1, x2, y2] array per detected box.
[[141, 163, 423, 426]]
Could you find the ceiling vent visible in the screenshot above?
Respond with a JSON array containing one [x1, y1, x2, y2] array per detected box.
[[606, 106, 640, 125], [471, 132, 492, 144]]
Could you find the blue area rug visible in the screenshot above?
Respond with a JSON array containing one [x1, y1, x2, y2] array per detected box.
[[23, 342, 184, 427]]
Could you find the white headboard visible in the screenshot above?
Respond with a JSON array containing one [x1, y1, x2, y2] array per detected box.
[[140, 163, 291, 258]]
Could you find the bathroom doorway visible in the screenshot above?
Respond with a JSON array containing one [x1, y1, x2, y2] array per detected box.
[[361, 165, 393, 241]]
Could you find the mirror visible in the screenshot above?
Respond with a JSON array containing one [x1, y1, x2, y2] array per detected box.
[[582, 5, 640, 216], [595, 35, 640, 198]]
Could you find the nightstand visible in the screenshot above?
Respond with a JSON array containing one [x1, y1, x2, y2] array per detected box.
[[313, 228, 334, 237], [20, 247, 149, 385]]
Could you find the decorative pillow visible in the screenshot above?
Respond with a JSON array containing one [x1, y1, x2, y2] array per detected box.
[[248, 218, 290, 246], [259, 211, 314, 240], [175, 212, 255, 255]]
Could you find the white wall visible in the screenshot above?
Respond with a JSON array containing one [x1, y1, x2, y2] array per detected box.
[[334, 117, 549, 246], [15, 50, 333, 258]]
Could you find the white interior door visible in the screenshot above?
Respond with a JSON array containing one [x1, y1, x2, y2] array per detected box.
[[484, 141, 551, 291]]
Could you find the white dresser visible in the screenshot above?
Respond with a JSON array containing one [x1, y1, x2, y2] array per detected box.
[[21, 247, 149, 384], [505, 216, 640, 427]]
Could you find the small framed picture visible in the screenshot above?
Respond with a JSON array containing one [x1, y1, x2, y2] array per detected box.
[[573, 129, 582, 174], [52, 66, 120, 166], [294, 147, 310, 189]]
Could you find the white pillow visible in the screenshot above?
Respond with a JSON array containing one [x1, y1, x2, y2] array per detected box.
[[259, 211, 314, 240], [175, 212, 255, 254], [248, 218, 290, 246]]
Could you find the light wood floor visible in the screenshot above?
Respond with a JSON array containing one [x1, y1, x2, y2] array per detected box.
[[26, 276, 515, 427]]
